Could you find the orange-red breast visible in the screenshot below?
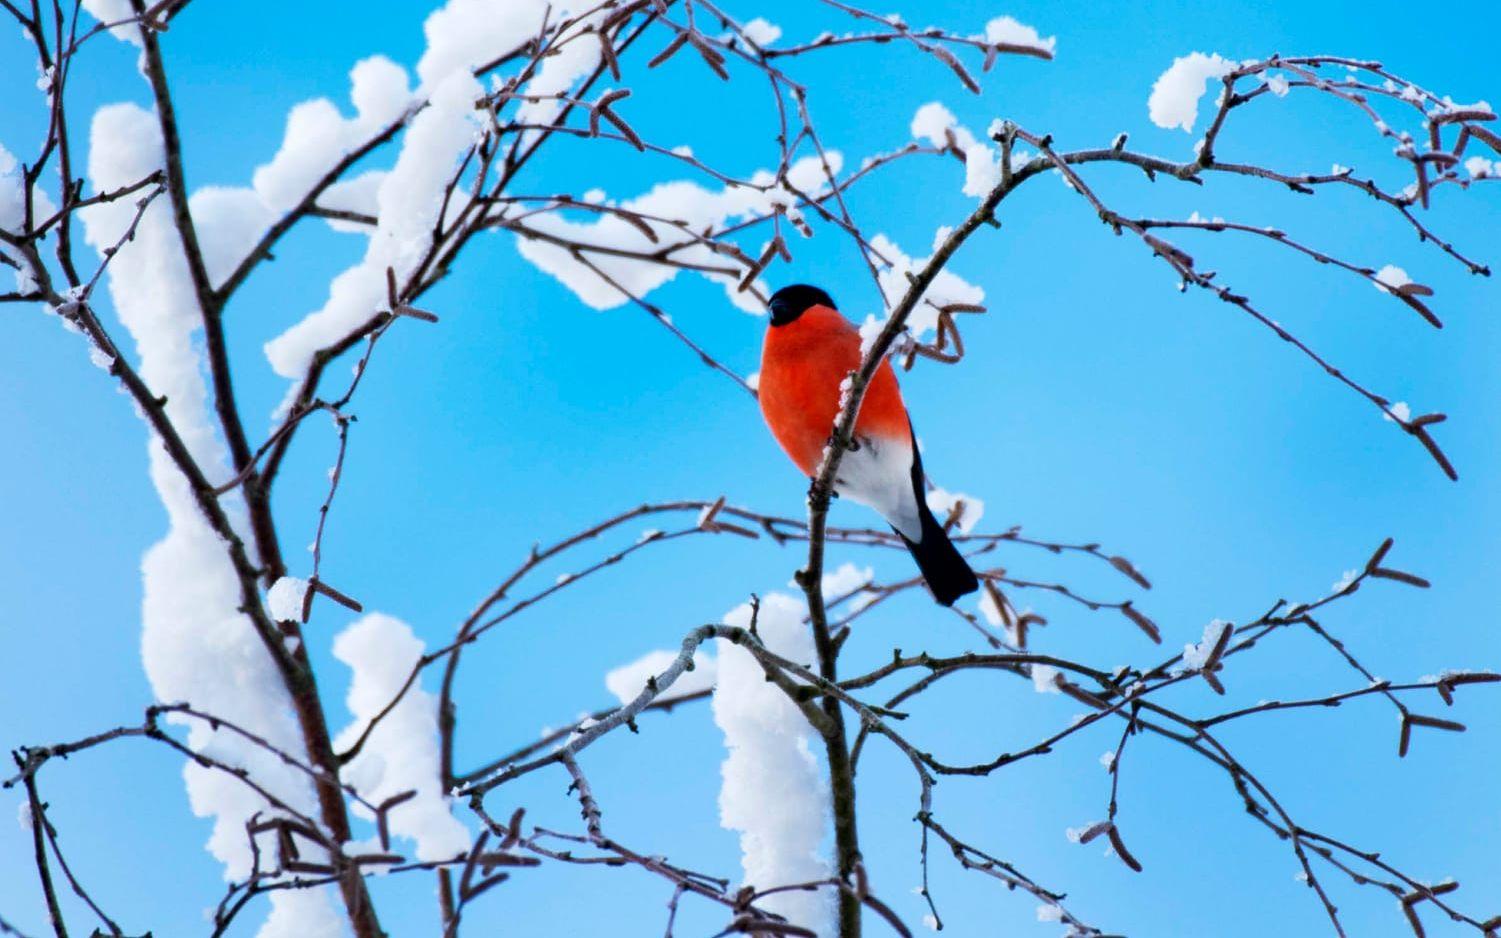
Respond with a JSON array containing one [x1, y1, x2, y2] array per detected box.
[[758, 284, 979, 606]]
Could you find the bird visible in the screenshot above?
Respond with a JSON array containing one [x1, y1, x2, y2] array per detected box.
[[757, 283, 979, 606]]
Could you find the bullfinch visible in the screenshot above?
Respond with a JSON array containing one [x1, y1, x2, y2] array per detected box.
[[758, 284, 979, 606]]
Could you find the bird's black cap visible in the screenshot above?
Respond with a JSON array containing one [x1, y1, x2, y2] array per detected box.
[[768, 284, 836, 326]]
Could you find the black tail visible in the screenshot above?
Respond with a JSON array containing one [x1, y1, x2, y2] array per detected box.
[[897, 501, 979, 607]]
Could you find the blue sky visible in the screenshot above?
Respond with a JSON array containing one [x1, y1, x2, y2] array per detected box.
[[2, 1, 1498, 935]]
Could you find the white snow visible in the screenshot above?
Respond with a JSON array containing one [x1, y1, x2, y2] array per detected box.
[[1383, 401, 1412, 424], [79, 0, 142, 46], [1037, 903, 1063, 922], [1030, 663, 1061, 693], [16, 800, 33, 831], [253, 57, 414, 215], [741, 17, 782, 47], [514, 154, 837, 316], [333, 613, 470, 863], [319, 170, 388, 232], [605, 648, 718, 705], [266, 576, 310, 623], [253, 892, 344, 938], [265, 69, 483, 379], [1331, 569, 1359, 593], [416, 0, 552, 91], [0, 143, 25, 233], [820, 562, 875, 608], [924, 487, 983, 533], [909, 104, 1009, 199], [515, 10, 607, 125], [188, 187, 275, 288], [983, 15, 1055, 55], [962, 143, 1001, 197], [1182, 619, 1230, 669], [1262, 73, 1290, 97], [1465, 156, 1495, 178], [1373, 264, 1412, 294], [1148, 52, 1235, 132], [977, 588, 1007, 627], [867, 232, 985, 340], [910, 102, 967, 150], [712, 593, 833, 935], [79, 102, 345, 936]]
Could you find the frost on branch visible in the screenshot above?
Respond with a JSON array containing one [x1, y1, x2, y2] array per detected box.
[[605, 648, 718, 705]]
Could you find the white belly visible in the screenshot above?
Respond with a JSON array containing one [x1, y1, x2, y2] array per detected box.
[[835, 433, 922, 541]]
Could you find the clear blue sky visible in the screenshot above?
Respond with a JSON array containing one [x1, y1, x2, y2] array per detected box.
[[2, 1, 1498, 935]]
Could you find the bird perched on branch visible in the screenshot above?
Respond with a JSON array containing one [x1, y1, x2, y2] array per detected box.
[[758, 284, 979, 606]]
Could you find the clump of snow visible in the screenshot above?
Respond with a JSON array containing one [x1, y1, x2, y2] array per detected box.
[[909, 103, 1005, 199], [1030, 663, 1060, 693], [16, 800, 33, 831], [1, 143, 28, 233], [79, 101, 346, 934], [79, 0, 142, 46], [605, 648, 717, 705], [416, 0, 554, 91], [1099, 750, 1116, 770], [866, 232, 985, 341], [333, 613, 470, 862], [925, 487, 984, 534], [1037, 903, 1063, 922], [821, 561, 873, 598], [513, 153, 837, 317], [1464, 156, 1495, 179], [319, 170, 387, 233], [188, 186, 275, 287], [977, 588, 1005, 625], [910, 102, 966, 149], [1373, 264, 1412, 294], [265, 69, 482, 379], [713, 593, 833, 934], [1148, 52, 1235, 132], [254, 891, 344, 938], [1262, 73, 1290, 97], [983, 15, 1055, 55], [253, 57, 414, 215], [266, 576, 310, 622], [1182, 619, 1230, 669], [1331, 569, 1359, 593], [740, 17, 782, 46], [1383, 401, 1412, 424], [515, 10, 607, 125]]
